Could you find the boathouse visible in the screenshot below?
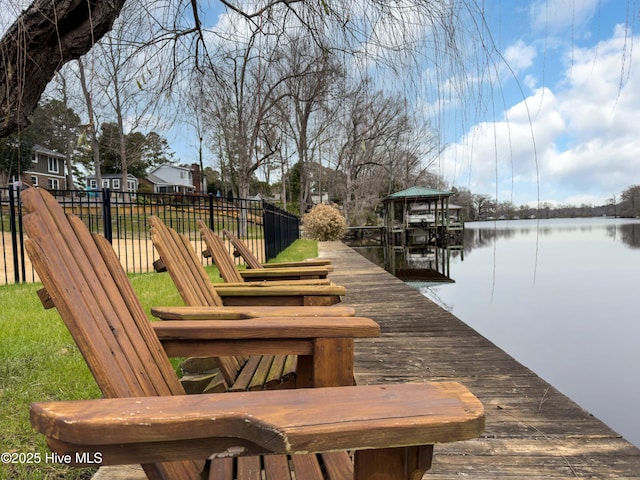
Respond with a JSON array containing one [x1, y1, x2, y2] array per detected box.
[[382, 186, 463, 246]]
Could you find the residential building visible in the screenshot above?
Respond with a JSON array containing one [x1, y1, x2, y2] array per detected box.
[[86, 173, 139, 193], [3, 144, 68, 190], [143, 164, 202, 194]]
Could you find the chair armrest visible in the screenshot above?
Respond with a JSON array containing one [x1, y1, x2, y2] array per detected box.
[[239, 266, 329, 279], [217, 279, 333, 286], [152, 316, 379, 341], [213, 285, 346, 297], [262, 260, 334, 271], [151, 305, 356, 320], [152, 316, 378, 358], [154, 317, 377, 386], [31, 382, 484, 466]]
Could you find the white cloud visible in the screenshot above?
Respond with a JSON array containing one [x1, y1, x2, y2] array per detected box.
[[441, 87, 562, 201], [440, 24, 640, 207], [504, 41, 538, 74]]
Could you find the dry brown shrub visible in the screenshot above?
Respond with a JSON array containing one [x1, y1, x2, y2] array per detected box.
[[303, 204, 347, 241]]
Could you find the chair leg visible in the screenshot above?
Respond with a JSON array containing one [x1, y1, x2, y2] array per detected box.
[[353, 446, 433, 480], [296, 338, 354, 388]]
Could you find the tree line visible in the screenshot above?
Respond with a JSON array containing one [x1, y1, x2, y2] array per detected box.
[[1, 0, 502, 221], [0, 99, 175, 188], [449, 185, 640, 221], [2, 26, 441, 220]]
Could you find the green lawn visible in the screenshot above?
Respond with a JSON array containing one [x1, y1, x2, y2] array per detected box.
[[0, 239, 318, 480]]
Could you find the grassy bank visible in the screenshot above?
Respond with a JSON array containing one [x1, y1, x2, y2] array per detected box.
[[0, 239, 318, 480]]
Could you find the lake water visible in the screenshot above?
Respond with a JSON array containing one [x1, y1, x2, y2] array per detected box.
[[352, 217, 640, 447]]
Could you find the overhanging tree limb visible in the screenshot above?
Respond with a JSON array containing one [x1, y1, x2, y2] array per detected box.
[[0, 0, 127, 137]]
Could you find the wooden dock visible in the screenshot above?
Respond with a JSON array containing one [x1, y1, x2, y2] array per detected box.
[[95, 241, 640, 479], [321, 241, 640, 478]]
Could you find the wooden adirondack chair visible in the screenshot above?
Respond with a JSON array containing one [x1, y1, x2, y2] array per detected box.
[[199, 221, 332, 282], [149, 215, 355, 392], [24, 187, 485, 480], [150, 217, 344, 305], [223, 228, 333, 270], [156, 217, 329, 284]]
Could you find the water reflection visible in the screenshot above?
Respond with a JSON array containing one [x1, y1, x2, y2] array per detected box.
[[463, 219, 640, 252], [613, 223, 640, 249], [353, 245, 462, 284]]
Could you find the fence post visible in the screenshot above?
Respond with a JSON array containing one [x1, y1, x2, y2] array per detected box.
[[208, 193, 215, 230], [8, 187, 23, 282], [263, 201, 272, 261], [102, 188, 112, 243]]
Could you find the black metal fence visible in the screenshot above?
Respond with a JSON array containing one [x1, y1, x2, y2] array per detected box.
[[1, 187, 299, 285]]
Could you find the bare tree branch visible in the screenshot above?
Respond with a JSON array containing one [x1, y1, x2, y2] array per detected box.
[[218, 0, 305, 20]]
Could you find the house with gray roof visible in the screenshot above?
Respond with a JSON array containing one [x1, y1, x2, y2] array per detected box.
[[143, 164, 203, 194], [5, 144, 69, 190]]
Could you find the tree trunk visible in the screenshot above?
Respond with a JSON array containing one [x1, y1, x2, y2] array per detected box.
[[77, 58, 103, 194], [59, 74, 75, 190], [0, 0, 127, 137], [237, 180, 250, 237], [112, 62, 130, 201]]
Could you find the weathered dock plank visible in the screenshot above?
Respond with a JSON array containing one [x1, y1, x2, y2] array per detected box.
[[320, 241, 640, 479]]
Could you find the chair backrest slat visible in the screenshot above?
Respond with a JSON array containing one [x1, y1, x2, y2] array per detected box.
[[25, 216, 142, 398], [92, 232, 190, 394], [149, 216, 223, 306], [199, 221, 244, 282], [223, 229, 264, 269], [23, 190, 185, 399]]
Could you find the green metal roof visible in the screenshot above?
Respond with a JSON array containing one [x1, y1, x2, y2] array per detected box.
[[384, 186, 452, 201]]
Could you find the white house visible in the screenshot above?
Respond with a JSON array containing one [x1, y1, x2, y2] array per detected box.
[[145, 164, 199, 194]]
